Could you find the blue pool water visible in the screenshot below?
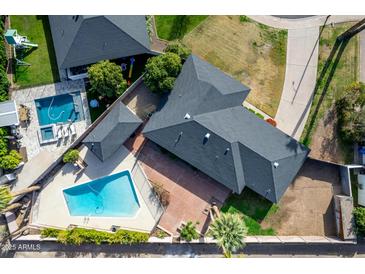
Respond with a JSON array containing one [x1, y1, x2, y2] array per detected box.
[[40, 126, 54, 141], [63, 171, 140, 217], [35, 92, 84, 126]]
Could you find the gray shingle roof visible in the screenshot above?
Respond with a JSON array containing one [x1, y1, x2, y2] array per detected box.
[[48, 15, 151, 69], [143, 55, 309, 203], [83, 101, 142, 161]]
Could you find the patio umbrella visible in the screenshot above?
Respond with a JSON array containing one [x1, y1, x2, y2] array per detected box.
[[89, 99, 99, 108]]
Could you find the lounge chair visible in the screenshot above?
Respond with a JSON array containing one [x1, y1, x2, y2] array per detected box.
[[56, 125, 63, 139], [0, 173, 17, 185], [62, 126, 69, 138], [68, 123, 76, 136]]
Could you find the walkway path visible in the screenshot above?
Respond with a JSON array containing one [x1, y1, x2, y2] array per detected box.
[[248, 16, 364, 140]]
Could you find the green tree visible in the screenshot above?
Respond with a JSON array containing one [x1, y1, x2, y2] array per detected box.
[[0, 150, 22, 170], [164, 42, 191, 60], [210, 213, 248, 258], [0, 186, 12, 212], [180, 221, 199, 241], [88, 60, 127, 99], [353, 207, 365, 235], [63, 149, 79, 164], [337, 82, 365, 143], [143, 52, 182, 93]]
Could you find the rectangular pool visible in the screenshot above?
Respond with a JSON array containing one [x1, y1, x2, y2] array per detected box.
[[63, 171, 140, 217], [35, 92, 84, 126]]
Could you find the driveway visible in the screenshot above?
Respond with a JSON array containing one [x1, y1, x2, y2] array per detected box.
[[262, 159, 341, 236], [248, 16, 365, 140]]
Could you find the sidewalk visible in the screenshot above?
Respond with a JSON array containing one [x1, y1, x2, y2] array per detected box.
[[274, 27, 319, 140]]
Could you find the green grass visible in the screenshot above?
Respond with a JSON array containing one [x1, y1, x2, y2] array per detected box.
[[300, 22, 359, 148], [221, 188, 278, 235], [11, 15, 59, 88], [155, 15, 208, 41]]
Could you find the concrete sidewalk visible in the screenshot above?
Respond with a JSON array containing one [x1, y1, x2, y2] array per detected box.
[[274, 27, 319, 140]]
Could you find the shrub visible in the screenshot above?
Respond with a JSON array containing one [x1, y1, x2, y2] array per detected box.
[[0, 185, 12, 212], [151, 181, 170, 207], [88, 60, 127, 99], [143, 53, 182, 93], [40, 227, 149, 245], [0, 67, 9, 102], [180, 221, 199, 241], [353, 207, 365, 235], [63, 149, 79, 164], [164, 42, 191, 60], [0, 137, 8, 157], [255, 112, 265, 119], [40, 228, 61, 238], [239, 16, 251, 23], [0, 150, 22, 170], [336, 82, 365, 143]]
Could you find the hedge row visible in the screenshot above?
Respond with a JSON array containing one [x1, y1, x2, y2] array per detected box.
[[41, 227, 149, 245], [0, 15, 9, 103]]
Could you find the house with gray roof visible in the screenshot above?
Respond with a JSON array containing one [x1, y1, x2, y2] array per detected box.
[[143, 55, 309, 203], [83, 101, 142, 161], [48, 15, 151, 79]]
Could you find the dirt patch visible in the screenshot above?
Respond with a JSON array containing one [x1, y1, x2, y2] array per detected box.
[[261, 159, 341, 236], [309, 106, 349, 164], [182, 16, 287, 116]]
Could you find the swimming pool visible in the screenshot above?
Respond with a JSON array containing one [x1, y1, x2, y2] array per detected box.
[[63, 171, 140, 217], [35, 92, 84, 126]]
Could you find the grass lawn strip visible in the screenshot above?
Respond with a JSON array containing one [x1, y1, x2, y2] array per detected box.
[[10, 15, 59, 88], [221, 188, 278, 236], [154, 16, 208, 41], [300, 22, 359, 163]]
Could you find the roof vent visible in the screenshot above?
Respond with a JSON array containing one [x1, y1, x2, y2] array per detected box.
[[224, 148, 230, 155], [273, 162, 279, 168], [203, 133, 210, 144], [184, 113, 191, 120]]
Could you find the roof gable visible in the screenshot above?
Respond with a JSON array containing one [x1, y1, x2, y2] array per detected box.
[[49, 15, 150, 69]]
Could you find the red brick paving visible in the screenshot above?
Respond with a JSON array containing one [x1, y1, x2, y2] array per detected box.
[[125, 132, 231, 236]]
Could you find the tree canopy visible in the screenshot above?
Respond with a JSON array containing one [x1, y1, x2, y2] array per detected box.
[[164, 42, 191, 60], [143, 52, 182, 93], [88, 60, 127, 99], [336, 82, 365, 143]]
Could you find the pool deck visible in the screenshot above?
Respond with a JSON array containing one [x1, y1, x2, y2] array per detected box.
[[10, 80, 91, 161], [30, 144, 158, 233]]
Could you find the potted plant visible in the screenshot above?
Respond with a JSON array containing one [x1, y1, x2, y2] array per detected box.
[[180, 221, 199, 242], [63, 149, 80, 165]]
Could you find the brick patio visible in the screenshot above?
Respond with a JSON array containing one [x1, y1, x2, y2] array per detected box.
[[125, 133, 231, 236]]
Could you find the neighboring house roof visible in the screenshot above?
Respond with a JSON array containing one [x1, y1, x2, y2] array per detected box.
[[83, 101, 142, 161], [143, 55, 309, 203], [0, 100, 19, 127], [48, 15, 151, 69]]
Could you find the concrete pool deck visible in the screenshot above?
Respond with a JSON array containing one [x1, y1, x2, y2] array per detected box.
[[10, 80, 91, 160], [30, 144, 158, 233]]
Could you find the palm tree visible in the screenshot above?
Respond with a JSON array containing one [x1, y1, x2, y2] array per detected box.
[[209, 212, 248, 258], [0, 186, 12, 212]]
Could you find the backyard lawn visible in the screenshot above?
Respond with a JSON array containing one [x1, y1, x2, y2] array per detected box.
[[300, 22, 359, 164], [11, 15, 59, 88], [154, 15, 208, 41], [181, 16, 287, 117], [221, 188, 278, 235]]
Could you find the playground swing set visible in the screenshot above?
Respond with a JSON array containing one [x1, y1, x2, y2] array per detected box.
[[4, 29, 38, 66]]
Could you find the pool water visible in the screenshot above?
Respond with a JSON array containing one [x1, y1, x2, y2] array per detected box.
[[40, 126, 54, 141], [63, 171, 140, 217], [35, 92, 84, 126]]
